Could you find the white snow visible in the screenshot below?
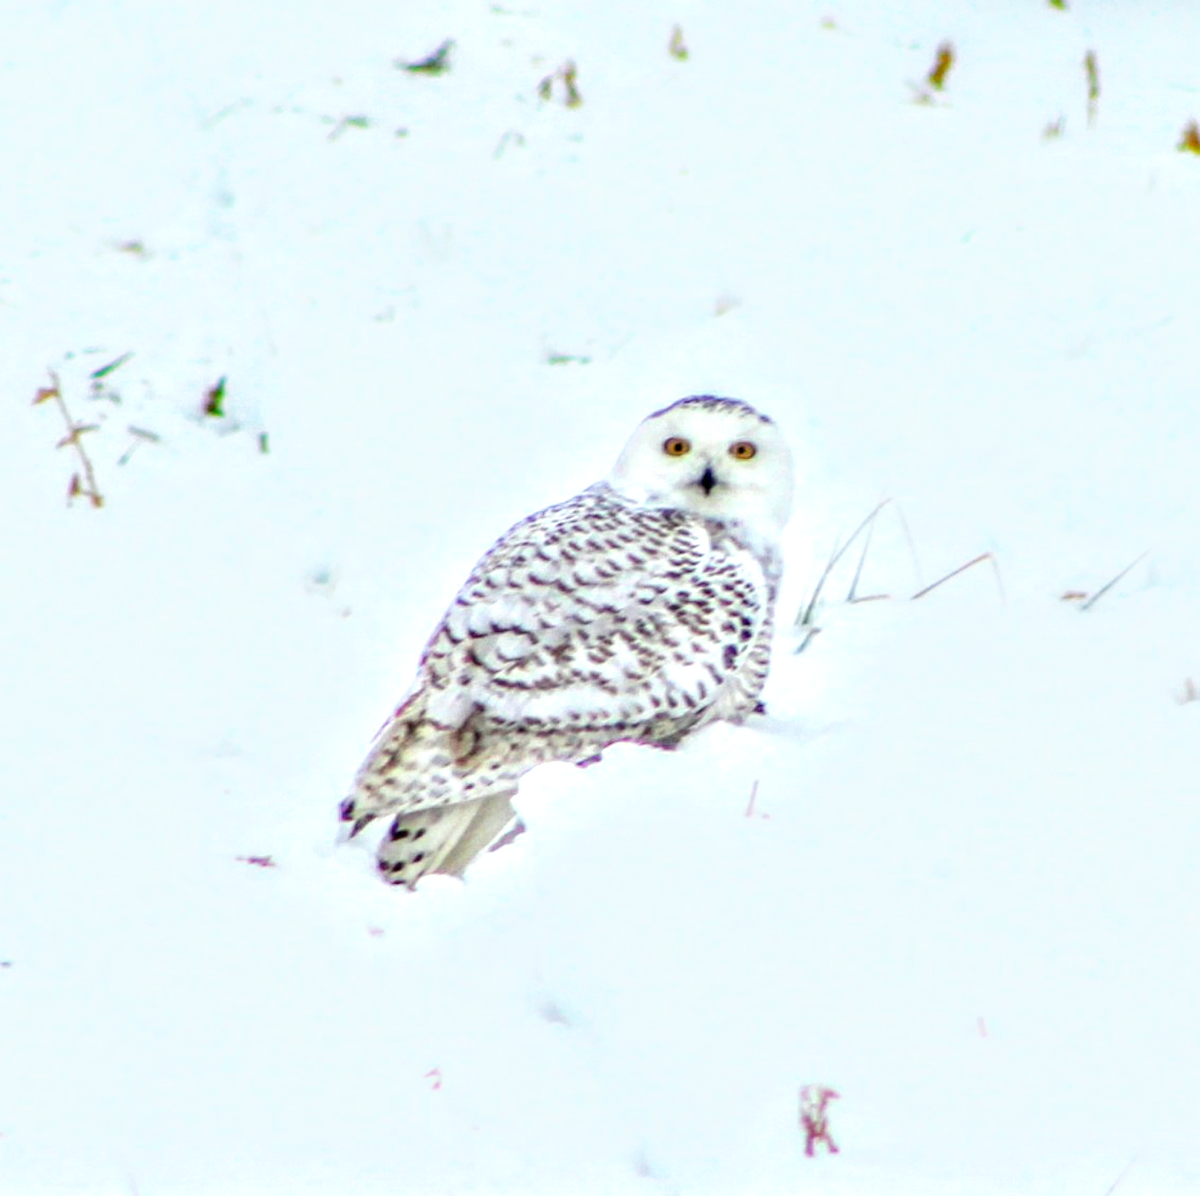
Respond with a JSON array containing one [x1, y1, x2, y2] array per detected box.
[[2, 1, 1199, 1193]]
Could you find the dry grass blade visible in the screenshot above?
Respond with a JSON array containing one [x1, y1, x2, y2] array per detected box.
[[90, 350, 134, 381], [203, 376, 227, 417], [1079, 551, 1149, 612], [538, 60, 582, 107], [1084, 50, 1100, 126], [911, 552, 1005, 602], [926, 41, 955, 91], [795, 500, 891, 628], [893, 502, 923, 590], [33, 369, 104, 507], [397, 39, 455, 75], [793, 626, 822, 655], [1100, 1155, 1138, 1196], [117, 425, 160, 467], [845, 512, 877, 603]]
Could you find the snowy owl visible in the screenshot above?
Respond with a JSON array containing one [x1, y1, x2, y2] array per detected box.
[[339, 395, 794, 887]]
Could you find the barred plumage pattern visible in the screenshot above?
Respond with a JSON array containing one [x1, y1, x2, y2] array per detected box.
[[340, 396, 793, 887]]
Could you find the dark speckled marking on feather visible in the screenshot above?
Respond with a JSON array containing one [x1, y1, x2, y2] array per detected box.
[[339, 435, 785, 889]]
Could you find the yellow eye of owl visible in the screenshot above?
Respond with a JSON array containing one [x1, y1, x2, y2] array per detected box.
[[663, 437, 691, 457], [729, 441, 757, 460]]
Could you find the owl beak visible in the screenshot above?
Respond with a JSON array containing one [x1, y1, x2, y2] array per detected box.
[[697, 465, 718, 496]]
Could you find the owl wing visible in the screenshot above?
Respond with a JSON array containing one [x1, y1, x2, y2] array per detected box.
[[342, 484, 774, 882], [417, 484, 770, 735]]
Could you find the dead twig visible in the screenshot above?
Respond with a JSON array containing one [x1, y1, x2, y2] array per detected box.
[[33, 370, 104, 507]]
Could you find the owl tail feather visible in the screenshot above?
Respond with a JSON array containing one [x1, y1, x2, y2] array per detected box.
[[375, 792, 519, 887], [339, 694, 534, 886]]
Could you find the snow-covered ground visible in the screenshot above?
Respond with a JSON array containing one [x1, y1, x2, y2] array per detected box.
[[3, 1, 1199, 1192]]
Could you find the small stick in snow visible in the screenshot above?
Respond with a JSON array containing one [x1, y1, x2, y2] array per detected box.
[[33, 371, 104, 508], [1084, 50, 1100, 126], [911, 551, 1005, 603], [799, 1085, 840, 1157], [1078, 551, 1149, 612]]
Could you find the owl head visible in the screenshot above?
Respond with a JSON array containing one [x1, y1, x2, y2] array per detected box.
[[607, 396, 795, 543]]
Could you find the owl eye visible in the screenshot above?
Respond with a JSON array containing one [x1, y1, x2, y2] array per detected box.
[[729, 441, 757, 460], [663, 437, 692, 457]]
